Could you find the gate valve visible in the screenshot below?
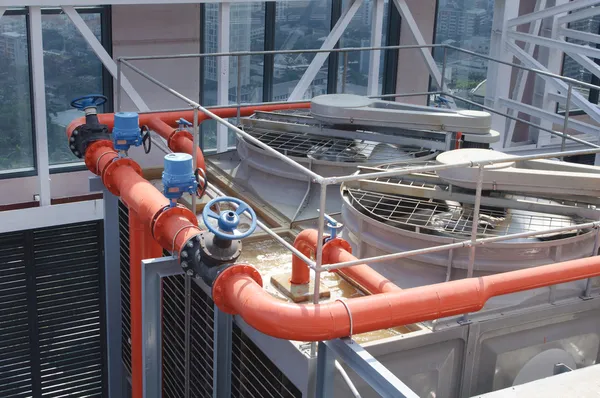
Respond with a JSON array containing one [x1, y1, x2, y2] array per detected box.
[[176, 118, 193, 131], [162, 153, 198, 207], [69, 94, 110, 158], [323, 213, 343, 243], [112, 112, 151, 155], [202, 197, 257, 242]]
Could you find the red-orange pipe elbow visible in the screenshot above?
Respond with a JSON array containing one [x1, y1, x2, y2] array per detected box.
[[291, 229, 400, 294], [217, 256, 600, 341]]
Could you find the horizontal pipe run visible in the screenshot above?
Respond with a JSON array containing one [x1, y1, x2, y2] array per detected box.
[[218, 255, 600, 341], [320, 222, 600, 272], [323, 146, 600, 185], [118, 44, 442, 61], [120, 59, 323, 184]]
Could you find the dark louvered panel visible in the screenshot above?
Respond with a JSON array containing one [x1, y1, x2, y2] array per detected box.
[[118, 200, 132, 376], [33, 221, 105, 398], [190, 280, 214, 398], [162, 275, 187, 398], [0, 231, 32, 398], [231, 325, 301, 398]]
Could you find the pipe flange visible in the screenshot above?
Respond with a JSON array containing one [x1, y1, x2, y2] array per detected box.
[[102, 157, 142, 196], [152, 204, 198, 248], [168, 129, 193, 150], [322, 237, 353, 270], [212, 264, 263, 314], [85, 140, 115, 175]]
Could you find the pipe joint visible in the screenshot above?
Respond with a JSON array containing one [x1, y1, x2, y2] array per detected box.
[[152, 205, 198, 248], [84, 140, 115, 175], [168, 129, 193, 149], [322, 237, 353, 269], [102, 157, 142, 196], [179, 231, 244, 287], [212, 264, 263, 314]]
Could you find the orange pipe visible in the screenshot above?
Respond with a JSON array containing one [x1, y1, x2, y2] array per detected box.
[[291, 229, 400, 294], [128, 209, 161, 398], [215, 256, 600, 341]]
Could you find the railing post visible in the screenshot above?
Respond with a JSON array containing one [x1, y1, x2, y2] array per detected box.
[[342, 51, 348, 93], [315, 342, 335, 398], [440, 46, 447, 93], [213, 306, 233, 398], [117, 58, 122, 112], [561, 83, 573, 158], [237, 54, 242, 125]]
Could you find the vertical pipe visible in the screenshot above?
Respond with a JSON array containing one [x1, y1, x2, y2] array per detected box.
[[117, 58, 122, 112], [192, 107, 199, 213], [342, 51, 348, 93], [561, 83, 573, 157], [310, 184, 328, 359], [584, 226, 600, 297], [440, 46, 447, 92], [130, 209, 162, 398], [237, 54, 242, 125]]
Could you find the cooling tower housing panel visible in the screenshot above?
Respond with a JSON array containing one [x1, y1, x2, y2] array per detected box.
[[463, 299, 600, 396]]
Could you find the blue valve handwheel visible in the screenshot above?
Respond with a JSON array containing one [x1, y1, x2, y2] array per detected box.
[[202, 197, 257, 240], [70, 94, 108, 110]]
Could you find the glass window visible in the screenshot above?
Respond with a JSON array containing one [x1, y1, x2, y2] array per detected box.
[[0, 14, 34, 172], [203, 3, 265, 150], [560, 14, 600, 112], [433, 0, 493, 108], [337, 0, 389, 95], [273, 0, 331, 101], [43, 11, 105, 165]]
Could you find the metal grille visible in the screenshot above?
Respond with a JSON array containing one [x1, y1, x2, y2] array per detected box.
[[347, 188, 587, 240], [231, 325, 301, 398], [0, 231, 31, 398], [0, 221, 106, 398], [118, 200, 132, 376], [243, 129, 433, 163], [161, 276, 301, 398], [34, 222, 105, 397]]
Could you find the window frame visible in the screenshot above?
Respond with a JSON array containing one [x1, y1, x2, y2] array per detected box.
[[0, 6, 113, 179]]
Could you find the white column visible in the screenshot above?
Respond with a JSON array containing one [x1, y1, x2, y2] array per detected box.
[[367, 0, 385, 96], [216, 2, 231, 153], [28, 6, 51, 206], [484, 0, 520, 149]]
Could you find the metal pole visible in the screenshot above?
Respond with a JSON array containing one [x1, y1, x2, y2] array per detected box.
[[310, 184, 328, 360], [184, 274, 191, 398], [561, 83, 573, 157], [342, 51, 348, 93], [315, 342, 335, 398], [467, 165, 484, 278], [440, 46, 447, 92], [117, 58, 122, 112], [584, 226, 600, 298], [237, 54, 242, 125], [321, 220, 600, 271], [192, 107, 199, 213]]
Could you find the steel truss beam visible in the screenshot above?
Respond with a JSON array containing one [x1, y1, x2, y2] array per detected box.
[[506, 41, 600, 124], [507, 0, 600, 28], [288, 0, 364, 101], [509, 30, 600, 60], [557, 4, 600, 26], [392, 0, 443, 90], [62, 6, 149, 111]]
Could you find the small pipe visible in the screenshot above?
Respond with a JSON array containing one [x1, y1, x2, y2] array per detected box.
[[291, 229, 400, 295], [335, 361, 362, 398], [215, 255, 600, 341]]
